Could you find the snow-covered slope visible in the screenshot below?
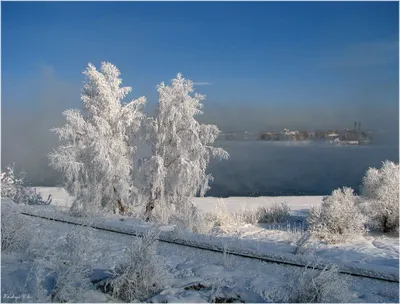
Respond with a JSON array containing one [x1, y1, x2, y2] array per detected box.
[[25, 187, 400, 274], [2, 198, 399, 303]]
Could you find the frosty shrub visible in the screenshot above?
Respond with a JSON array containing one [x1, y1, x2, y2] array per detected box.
[[308, 187, 365, 243], [26, 188, 53, 205], [361, 160, 399, 233], [1, 164, 23, 201], [237, 208, 262, 225], [108, 230, 168, 302], [31, 226, 98, 302], [275, 264, 353, 303], [168, 199, 213, 234], [207, 200, 263, 230], [1, 204, 32, 253], [211, 199, 237, 227], [141, 73, 229, 226], [49, 62, 145, 216], [257, 202, 291, 224], [208, 199, 247, 228], [1, 164, 52, 205]]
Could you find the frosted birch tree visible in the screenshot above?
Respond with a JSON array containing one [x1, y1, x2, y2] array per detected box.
[[142, 73, 229, 222], [49, 62, 146, 215]]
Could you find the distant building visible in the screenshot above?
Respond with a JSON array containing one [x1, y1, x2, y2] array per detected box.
[[327, 132, 340, 138]]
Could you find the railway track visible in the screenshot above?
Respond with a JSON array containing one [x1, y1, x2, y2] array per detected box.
[[20, 210, 399, 284]]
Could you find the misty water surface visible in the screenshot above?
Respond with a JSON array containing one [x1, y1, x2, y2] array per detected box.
[[10, 139, 398, 198], [206, 141, 399, 197]]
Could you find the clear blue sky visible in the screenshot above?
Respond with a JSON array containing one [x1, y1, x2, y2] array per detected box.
[[2, 1, 399, 131]]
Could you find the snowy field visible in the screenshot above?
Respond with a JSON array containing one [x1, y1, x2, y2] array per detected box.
[[2, 187, 399, 303], [35, 186, 324, 214], [34, 187, 400, 270]]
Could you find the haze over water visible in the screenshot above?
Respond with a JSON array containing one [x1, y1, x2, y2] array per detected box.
[[206, 140, 399, 197]]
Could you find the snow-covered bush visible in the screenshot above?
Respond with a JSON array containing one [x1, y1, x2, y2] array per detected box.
[[168, 199, 213, 234], [31, 226, 98, 302], [274, 264, 353, 303], [210, 199, 238, 227], [1, 203, 32, 253], [49, 62, 145, 216], [206, 200, 264, 230], [360, 160, 399, 233], [308, 187, 365, 243], [1, 164, 52, 205], [239, 208, 263, 225], [1, 164, 23, 200], [141, 74, 228, 226], [257, 202, 291, 224], [28, 188, 53, 205], [108, 230, 168, 302], [206, 199, 248, 229]]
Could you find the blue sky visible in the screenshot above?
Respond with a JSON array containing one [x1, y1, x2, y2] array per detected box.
[[2, 1, 399, 131]]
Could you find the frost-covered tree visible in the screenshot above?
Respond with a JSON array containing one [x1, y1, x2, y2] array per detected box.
[[49, 62, 146, 215], [142, 74, 229, 222], [361, 160, 399, 233]]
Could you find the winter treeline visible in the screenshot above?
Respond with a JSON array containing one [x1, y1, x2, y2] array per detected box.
[[49, 62, 228, 225]]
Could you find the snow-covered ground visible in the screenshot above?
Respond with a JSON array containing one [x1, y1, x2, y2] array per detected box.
[[35, 187, 399, 271], [2, 187, 399, 303], [35, 186, 324, 214]]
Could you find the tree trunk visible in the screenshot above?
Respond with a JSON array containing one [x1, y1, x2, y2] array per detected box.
[[117, 198, 126, 215], [145, 200, 155, 222], [145, 188, 161, 222], [114, 187, 126, 215], [383, 216, 389, 233]]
